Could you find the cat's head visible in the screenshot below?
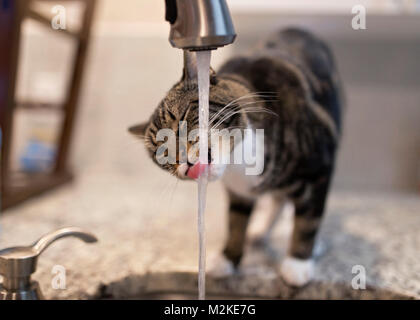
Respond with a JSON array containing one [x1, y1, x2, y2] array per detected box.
[[129, 53, 251, 181]]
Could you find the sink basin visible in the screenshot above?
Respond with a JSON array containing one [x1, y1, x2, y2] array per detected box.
[[92, 272, 413, 300], [114, 292, 265, 300]]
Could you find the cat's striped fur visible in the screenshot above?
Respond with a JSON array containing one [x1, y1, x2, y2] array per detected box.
[[129, 28, 343, 286]]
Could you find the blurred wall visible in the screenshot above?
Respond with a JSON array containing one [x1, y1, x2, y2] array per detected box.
[[18, 1, 420, 192], [97, 0, 164, 24], [95, 0, 420, 24]]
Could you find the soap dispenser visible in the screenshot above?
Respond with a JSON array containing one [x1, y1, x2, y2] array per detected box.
[[0, 227, 97, 300]]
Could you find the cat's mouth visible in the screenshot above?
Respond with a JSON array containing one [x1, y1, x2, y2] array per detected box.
[[176, 162, 226, 181], [188, 162, 209, 179], [177, 162, 208, 180]]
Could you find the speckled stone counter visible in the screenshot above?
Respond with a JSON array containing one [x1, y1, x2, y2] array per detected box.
[[1, 175, 419, 299]]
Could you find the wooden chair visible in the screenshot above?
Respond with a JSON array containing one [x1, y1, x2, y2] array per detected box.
[[0, 0, 96, 210]]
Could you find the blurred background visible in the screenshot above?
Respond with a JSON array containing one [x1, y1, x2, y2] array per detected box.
[[0, 0, 420, 299], [4, 0, 420, 202]]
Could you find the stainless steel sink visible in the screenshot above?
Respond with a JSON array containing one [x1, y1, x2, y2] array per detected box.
[[92, 272, 413, 300]]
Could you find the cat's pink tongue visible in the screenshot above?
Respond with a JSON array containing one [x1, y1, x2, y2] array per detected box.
[[187, 162, 208, 180]]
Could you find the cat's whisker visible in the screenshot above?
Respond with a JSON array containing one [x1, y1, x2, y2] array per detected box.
[[217, 125, 247, 131], [208, 92, 278, 123], [209, 98, 281, 126], [212, 103, 278, 130], [212, 109, 259, 130], [212, 109, 277, 130], [209, 106, 242, 125], [212, 106, 256, 128], [209, 95, 277, 124], [167, 179, 179, 207], [109, 137, 148, 157], [154, 179, 177, 213]]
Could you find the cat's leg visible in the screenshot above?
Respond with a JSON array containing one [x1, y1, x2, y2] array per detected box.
[[252, 194, 287, 246], [280, 176, 331, 287], [208, 191, 255, 278]]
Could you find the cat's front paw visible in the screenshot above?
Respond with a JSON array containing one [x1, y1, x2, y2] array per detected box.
[[207, 253, 235, 278], [279, 256, 314, 287]]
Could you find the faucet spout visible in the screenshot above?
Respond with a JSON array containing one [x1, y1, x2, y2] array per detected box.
[[165, 0, 236, 51]]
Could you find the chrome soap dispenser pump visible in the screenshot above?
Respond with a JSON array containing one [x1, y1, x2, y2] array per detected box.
[[0, 227, 97, 300]]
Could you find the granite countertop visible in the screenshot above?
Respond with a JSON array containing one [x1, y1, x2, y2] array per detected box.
[[1, 171, 419, 299]]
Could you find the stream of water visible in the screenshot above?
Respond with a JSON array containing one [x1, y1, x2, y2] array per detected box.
[[196, 50, 211, 300]]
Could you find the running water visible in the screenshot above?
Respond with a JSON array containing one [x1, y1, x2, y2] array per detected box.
[[196, 50, 211, 300]]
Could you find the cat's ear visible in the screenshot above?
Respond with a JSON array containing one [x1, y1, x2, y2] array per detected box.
[[182, 50, 197, 82], [209, 67, 219, 85], [128, 122, 148, 138]]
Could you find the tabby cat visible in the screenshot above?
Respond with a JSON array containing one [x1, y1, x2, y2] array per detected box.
[[129, 28, 343, 286]]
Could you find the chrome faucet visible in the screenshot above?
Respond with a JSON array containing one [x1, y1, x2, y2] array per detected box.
[[0, 227, 97, 300], [165, 0, 236, 51]]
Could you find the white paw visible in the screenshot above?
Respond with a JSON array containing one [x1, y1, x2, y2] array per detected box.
[[207, 253, 235, 278], [280, 256, 314, 287]]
